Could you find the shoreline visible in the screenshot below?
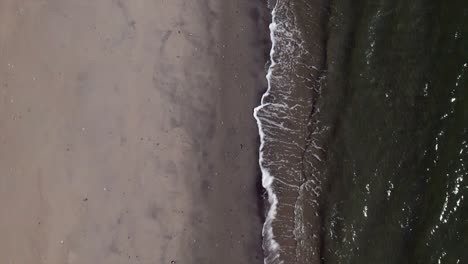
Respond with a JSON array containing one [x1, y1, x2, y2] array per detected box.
[[188, 0, 271, 263], [254, 0, 329, 263]]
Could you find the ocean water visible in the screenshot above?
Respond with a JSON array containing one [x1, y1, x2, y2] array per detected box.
[[255, 0, 468, 263]]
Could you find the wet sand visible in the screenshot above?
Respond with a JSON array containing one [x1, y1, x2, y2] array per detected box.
[[0, 0, 269, 263]]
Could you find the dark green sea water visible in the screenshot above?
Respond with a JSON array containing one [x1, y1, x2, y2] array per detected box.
[[320, 0, 468, 263], [256, 0, 468, 263]]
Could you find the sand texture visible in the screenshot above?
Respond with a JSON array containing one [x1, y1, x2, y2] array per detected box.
[[0, 0, 269, 263]]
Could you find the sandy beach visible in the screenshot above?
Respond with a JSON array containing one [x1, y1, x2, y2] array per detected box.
[[0, 0, 269, 263]]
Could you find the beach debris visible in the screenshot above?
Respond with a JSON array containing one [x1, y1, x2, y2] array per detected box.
[[171, 261, 176, 264], [60, 240, 64, 244], [82, 197, 88, 202]]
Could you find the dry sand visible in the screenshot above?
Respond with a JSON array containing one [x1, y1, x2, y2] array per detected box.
[[0, 0, 269, 263]]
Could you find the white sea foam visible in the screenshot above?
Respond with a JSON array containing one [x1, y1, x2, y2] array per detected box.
[[254, 1, 325, 263], [253, 1, 282, 263]]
